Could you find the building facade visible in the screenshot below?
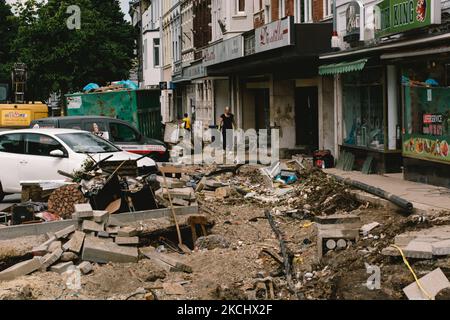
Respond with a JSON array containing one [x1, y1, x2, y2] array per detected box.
[[156, 0, 334, 155], [319, 0, 450, 186]]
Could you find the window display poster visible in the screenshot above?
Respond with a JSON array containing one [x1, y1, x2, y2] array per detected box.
[[403, 86, 450, 163], [403, 135, 450, 161]]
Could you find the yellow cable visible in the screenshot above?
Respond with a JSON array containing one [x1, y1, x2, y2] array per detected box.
[[392, 245, 433, 300]]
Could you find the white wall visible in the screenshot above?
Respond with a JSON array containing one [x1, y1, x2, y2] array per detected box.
[[142, 1, 162, 87], [211, 0, 254, 42]]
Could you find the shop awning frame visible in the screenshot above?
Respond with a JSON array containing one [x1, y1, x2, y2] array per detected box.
[[319, 58, 368, 76]]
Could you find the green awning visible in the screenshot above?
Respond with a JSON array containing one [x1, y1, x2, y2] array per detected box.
[[319, 59, 368, 76]]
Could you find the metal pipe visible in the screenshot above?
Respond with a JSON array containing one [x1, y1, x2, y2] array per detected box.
[[331, 174, 414, 214]]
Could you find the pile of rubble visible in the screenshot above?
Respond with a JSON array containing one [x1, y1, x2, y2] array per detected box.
[[0, 202, 195, 283]]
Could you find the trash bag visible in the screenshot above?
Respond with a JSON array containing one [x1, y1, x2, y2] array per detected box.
[[83, 83, 100, 91], [116, 80, 139, 90]]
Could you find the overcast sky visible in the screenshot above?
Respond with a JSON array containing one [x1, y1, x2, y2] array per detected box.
[[5, 0, 131, 20]]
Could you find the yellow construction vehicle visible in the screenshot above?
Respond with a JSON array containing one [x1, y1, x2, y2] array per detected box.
[[0, 63, 48, 130]]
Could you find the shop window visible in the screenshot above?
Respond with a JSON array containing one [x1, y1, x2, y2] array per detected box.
[[403, 85, 450, 163], [342, 68, 385, 151]]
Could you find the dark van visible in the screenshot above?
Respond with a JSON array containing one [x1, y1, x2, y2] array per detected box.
[[30, 116, 169, 161]]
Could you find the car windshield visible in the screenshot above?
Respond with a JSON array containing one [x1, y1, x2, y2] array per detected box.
[[56, 132, 120, 154]]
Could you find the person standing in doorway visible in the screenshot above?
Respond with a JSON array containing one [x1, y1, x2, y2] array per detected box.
[[219, 107, 236, 151]]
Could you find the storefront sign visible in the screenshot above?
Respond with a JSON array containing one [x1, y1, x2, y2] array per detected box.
[[255, 16, 294, 53], [183, 63, 207, 80], [1, 110, 31, 126], [344, 1, 365, 42], [375, 0, 441, 37], [203, 36, 243, 67]]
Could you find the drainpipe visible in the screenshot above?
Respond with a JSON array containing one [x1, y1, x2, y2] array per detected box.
[[331, 0, 340, 49]]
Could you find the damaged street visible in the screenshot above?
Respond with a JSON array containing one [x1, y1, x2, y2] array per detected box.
[[2, 159, 450, 301], [2, 0, 450, 307]]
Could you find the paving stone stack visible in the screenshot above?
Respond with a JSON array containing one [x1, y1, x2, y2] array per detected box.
[[0, 203, 141, 282]]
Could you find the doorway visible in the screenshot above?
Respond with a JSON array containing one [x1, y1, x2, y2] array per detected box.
[[295, 86, 319, 152], [254, 88, 270, 131]]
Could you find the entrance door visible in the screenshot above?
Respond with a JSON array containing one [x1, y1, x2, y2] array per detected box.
[[295, 86, 319, 152], [254, 89, 270, 131]]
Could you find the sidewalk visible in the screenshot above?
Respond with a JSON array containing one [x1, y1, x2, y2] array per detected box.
[[324, 169, 450, 215]]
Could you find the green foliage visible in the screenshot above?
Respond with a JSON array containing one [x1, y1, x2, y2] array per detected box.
[[12, 0, 135, 100], [0, 0, 18, 83]]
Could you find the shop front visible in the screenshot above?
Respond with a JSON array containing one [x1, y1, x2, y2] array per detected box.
[[400, 53, 450, 187], [205, 18, 333, 156], [319, 59, 403, 174]]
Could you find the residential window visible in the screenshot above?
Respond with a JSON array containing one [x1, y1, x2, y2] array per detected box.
[[324, 0, 333, 18], [153, 38, 160, 67], [279, 0, 286, 19], [237, 0, 245, 14]]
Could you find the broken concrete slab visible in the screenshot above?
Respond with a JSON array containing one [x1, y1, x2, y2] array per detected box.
[[106, 226, 119, 235], [97, 231, 110, 238], [0, 257, 42, 282], [403, 268, 450, 300], [81, 237, 138, 264], [159, 187, 196, 201], [50, 262, 74, 275], [40, 248, 63, 271], [360, 222, 381, 236], [432, 240, 450, 256], [62, 231, 85, 254], [74, 203, 94, 219], [171, 198, 190, 207], [93, 211, 109, 224], [404, 241, 434, 259], [47, 241, 62, 253], [117, 226, 138, 237], [382, 245, 404, 257], [31, 235, 57, 256], [156, 176, 185, 189], [0, 206, 198, 241], [54, 225, 76, 239], [82, 220, 104, 233], [31, 244, 50, 257], [115, 236, 139, 246], [78, 261, 93, 275]]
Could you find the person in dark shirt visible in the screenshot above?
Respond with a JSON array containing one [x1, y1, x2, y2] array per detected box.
[[219, 107, 236, 151]]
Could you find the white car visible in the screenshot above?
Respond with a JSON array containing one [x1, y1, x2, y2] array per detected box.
[[0, 129, 157, 201]]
